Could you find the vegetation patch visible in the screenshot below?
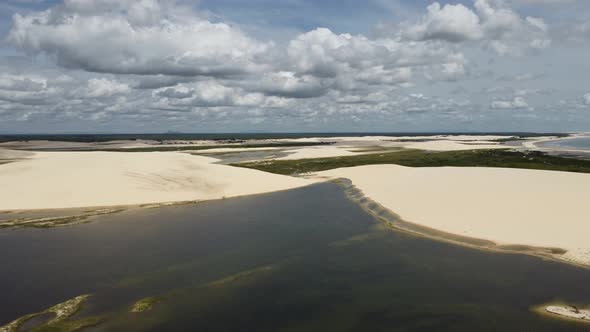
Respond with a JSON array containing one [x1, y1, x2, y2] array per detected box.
[[233, 149, 590, 175], [206, 265, 276, 287], [130, 297, 162, 313], [0, 294, 103, 332], [0, 209, 124, 229]]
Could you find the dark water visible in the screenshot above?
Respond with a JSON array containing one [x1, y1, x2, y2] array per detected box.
[[1, 183, 590, 331]]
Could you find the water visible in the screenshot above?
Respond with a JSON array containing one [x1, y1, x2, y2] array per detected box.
[[1, 183, 590, 331], [541, 137, 590, 151]]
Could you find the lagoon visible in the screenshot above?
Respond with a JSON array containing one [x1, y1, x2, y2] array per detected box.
[[1, 183, 590, 331]]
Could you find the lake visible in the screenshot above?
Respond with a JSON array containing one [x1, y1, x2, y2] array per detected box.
[[1, 183, 589, 331], [541, 137, 590, 151]]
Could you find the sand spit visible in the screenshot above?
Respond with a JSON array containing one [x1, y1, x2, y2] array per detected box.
[[545, 305, 590, 322], [317, 165, 590, 266], [0, 151, 317, 210], [0, 295, 93, 332]]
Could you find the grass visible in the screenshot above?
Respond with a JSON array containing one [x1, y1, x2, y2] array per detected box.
[[233, 149, 590, 175]]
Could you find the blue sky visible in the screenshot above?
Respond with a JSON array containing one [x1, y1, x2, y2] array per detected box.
[[0, 0, 589, 133]]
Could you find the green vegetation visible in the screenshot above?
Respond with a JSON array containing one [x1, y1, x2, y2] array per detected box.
[[30, 317, 103, 332], [0, 209, 124, 229], [233, 149, 590, 175], [130, 297, 162, 313], [0, 294, 103, 332], [206, 265, 276, 287]]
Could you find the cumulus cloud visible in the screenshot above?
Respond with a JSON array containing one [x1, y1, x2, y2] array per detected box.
[[84, 78, 130, 98], [0, 75, 46, 92], [286, 28, 465, 84], [0, 73, 60, 106], [491, 96, 529, 109], [402, 2, 484, 42], [398, 0, 551, 55], [152, 81, 265, 108], [0, 0, 586, 132], [256, 72, 328, 99], [8, 0, 270, 76]]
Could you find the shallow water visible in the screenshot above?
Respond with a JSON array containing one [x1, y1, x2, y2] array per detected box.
[[541, 137, 590, 151], [1, 183, 590, 331]]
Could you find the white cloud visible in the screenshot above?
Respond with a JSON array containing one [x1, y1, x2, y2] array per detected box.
[[8, 1, 270, 77], [287, 27, 465, 81], [84, 78, 130, 98], [584, 93, 590, 105], [153, 81, 265, 108], [402, 2, 483, 42], [491, 96, 529, 109], [399, 0, 551, 55], [257, 72, 328, 99]]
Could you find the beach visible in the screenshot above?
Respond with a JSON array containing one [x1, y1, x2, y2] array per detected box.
[[317, 165, 590, 266]]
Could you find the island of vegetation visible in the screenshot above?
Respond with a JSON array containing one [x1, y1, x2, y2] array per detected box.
[[130, 297, 162, 313], [0, 294, 102, 332]]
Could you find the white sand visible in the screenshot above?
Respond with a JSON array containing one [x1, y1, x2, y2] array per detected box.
[[0, 149, 33, 160], [196, 147, 282, 153], [400, 140, 505, 151], [0, 151, 317, 210], [283, 135, 513, 143], [317, 165, 590, 265], [277, 146, 358, 160], [546, 306, 590, 321]]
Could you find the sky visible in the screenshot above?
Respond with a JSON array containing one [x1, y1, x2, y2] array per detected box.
[[0, 0, 589, 133]]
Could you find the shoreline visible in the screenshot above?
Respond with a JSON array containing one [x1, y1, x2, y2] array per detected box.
[[0, 183, 329, 229], [4, 177, 587, 272], [330, 177, 590, 271], [316, 165, 590, 268], [532, 303, 590, 325]]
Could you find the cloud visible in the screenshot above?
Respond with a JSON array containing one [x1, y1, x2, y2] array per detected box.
[[401, 2, 483, 42], [256, 72, 328, 99], [398, 0, 551, 55], [1, 0, 588, 132], [81, 78, 130, 98], [286, 27, 465, 81], [152, 81, 265, 108], [510, 0, 575, 4], [8, 0, 270, 77], [0, 74, 46, 92], [491, 96, 529, 109], [0, 73, 60, 106]]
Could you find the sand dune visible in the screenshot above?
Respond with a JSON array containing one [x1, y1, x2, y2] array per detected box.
[[399, 140, 505, 151], [0, 151, 317, 210], [318, 165, 590, 266]]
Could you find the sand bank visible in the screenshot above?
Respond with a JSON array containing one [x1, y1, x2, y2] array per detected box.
[[317, 165, 590, 266], [399, 140, 505, 151], [544, 305, 590, 322], [0, 151, 317, 210], [277, 145, 359, 160]]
